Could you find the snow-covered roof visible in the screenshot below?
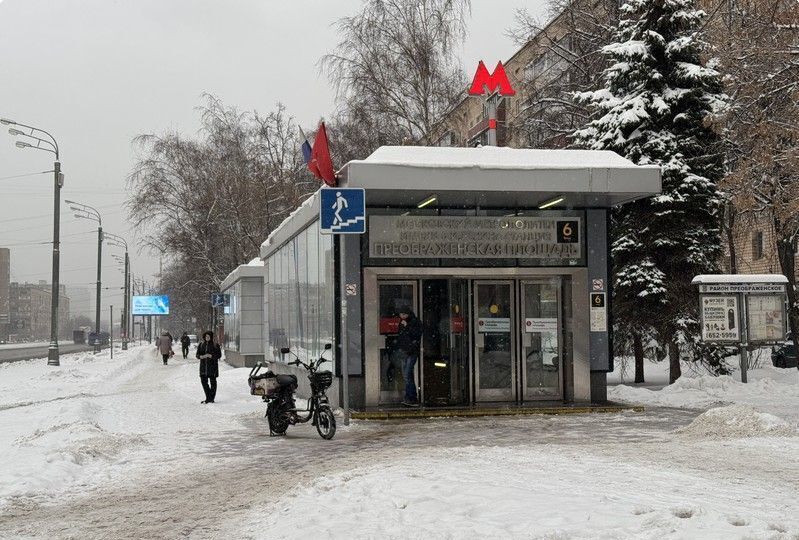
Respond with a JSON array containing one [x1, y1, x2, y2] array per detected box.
[[350, 145, 640, 170], [692, 274, 789, 285], [256, 146, 662, 259], [220, 263, 266, 292], [259, 191, 319, 260], [338, 146, 661, 208]]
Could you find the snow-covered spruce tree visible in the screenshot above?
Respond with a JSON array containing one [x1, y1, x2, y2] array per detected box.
[[573, 0, 728, 383]]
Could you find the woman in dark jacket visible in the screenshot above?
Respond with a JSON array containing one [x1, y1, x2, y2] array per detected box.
[[395, 306, 423, 406], [196, 331, 222, 404]]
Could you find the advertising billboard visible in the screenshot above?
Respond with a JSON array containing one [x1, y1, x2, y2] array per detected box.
[[132, 295, 170, 316]]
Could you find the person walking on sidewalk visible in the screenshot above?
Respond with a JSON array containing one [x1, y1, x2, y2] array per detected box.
[[396, 305, 423, 407], [157, 332, 174, 365], [197, 331, 222, 404], [180, 332, 190, 359]]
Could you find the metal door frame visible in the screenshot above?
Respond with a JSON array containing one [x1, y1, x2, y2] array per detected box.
[[518, 278, 564, 401], [473, 279, 516, 402], [375, 280, 418, 405], [363, 267, 590, 407]]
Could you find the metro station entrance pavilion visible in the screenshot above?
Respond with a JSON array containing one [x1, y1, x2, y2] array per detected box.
[[258, 146, 661, 409]]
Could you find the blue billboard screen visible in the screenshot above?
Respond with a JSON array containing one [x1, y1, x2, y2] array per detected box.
[[132, 295, 170, 315]]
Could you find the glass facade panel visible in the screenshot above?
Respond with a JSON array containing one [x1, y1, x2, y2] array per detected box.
[[307, 226, 319, 357], [319, 232, 334, 372], [262, 220, 335, 369], [223, 282, 240, 352], [261, 264, 273, 360], [297, 229, 309, 355]]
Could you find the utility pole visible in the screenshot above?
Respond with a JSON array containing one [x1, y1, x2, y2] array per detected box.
[[95, 225, 103, 352], [2, 118, 62, 365], [51, 160, 62, 364], [123, 251, 129, 350], [66, 200, 103, 353], [110, 305, 114, 359], [106, 234, 129, 351]]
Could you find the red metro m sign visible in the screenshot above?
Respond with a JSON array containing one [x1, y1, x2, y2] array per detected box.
[[468, 61, 515, 96]]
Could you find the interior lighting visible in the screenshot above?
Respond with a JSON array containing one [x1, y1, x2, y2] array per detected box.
[[538, 196, 565, 209], [434, 362, 447, 368], [417, 195, 437, 208]]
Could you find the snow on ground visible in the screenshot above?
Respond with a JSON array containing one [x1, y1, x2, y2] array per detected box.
[[0, 344, 264, 507], [1, 345, 798, 539], [235, 444, 797, 540], [609, 354, 799, 424]]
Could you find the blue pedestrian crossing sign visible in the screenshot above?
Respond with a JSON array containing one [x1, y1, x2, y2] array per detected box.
[[320, 188, 366, 234]]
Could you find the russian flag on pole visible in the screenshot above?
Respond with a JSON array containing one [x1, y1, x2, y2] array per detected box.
[[299, 127, 313, 165], [303, 122, 336, 187]]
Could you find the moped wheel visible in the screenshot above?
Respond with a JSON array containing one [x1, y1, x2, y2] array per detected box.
[[315, 406, 336, 440], [267, 403, 290, 435]]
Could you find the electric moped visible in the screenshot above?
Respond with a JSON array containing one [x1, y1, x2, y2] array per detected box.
[[248, 343, 336, 440]]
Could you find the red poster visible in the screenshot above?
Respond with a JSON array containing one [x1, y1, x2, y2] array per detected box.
[[380, 317, 401, 335], [452, 316, 464, 334]]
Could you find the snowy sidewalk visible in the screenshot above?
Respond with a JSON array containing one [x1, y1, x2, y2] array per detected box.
[[1, 347, 798, 539]]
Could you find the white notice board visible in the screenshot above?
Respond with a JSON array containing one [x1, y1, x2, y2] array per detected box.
[[700, 295, 740, 342], [746, 295, 786, 342]]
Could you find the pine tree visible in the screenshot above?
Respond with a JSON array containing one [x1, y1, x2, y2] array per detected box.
[[573, 0, 727, 383]]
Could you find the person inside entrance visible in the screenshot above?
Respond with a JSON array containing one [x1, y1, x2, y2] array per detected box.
[[396, 305, 423, 407]]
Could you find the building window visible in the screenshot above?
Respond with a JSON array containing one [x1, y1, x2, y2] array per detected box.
[[752, 231, 764, 260]]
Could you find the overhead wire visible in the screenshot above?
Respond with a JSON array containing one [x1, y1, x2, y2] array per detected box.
[[0, 171, 51, 181]]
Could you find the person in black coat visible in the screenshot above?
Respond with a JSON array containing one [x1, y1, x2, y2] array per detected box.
[[395, 305, 423, 406], [196, 330, 222, 404], [180, 332, 191, 359]]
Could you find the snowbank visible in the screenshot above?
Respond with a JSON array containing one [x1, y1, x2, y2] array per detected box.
[[0, 345, 265, 508], [677, 404, 797, 439], [609, 365, 799, 424]]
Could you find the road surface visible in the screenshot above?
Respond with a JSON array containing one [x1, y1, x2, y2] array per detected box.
[[0, 343, 102, 364]]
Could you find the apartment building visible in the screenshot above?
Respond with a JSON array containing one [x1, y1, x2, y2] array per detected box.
[[433, 0, 797, 283], [9, 281, 70, 342]]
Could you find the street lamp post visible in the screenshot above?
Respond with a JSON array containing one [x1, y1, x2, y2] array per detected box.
[[107, 234, 130, 351], [2, 117, 63, 366], [66, 200, 103, 353]]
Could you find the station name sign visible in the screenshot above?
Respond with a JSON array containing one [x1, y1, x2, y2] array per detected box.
[[368, 215, 582, 261], [698, 283, 786, 294]]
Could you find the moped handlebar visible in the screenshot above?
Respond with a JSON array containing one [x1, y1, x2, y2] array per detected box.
[[280, 344, 332, 372]]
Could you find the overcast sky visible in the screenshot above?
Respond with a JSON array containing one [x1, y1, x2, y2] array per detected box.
[[0, 0, 546, 308]]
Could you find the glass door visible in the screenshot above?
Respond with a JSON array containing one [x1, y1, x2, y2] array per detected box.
[[520, 280, 562, 400], [448, 279, 470, 405], [378, 281, 417, 405], [474, 281, 515, 402], [420, 279, 470, 406]]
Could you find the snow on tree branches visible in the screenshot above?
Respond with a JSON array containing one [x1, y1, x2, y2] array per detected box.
[[573, 0, 729, 382]]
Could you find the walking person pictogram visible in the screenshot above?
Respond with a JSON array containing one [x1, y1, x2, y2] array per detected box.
[[332, 191, 349, 226]]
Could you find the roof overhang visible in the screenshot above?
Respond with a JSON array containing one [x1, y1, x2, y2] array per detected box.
[[220, 263, 265, 292], [259, 193, 319, 260], [691, 274, 789, 285], [338, 146, 661, 208], [258, 146, 662, 261]]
